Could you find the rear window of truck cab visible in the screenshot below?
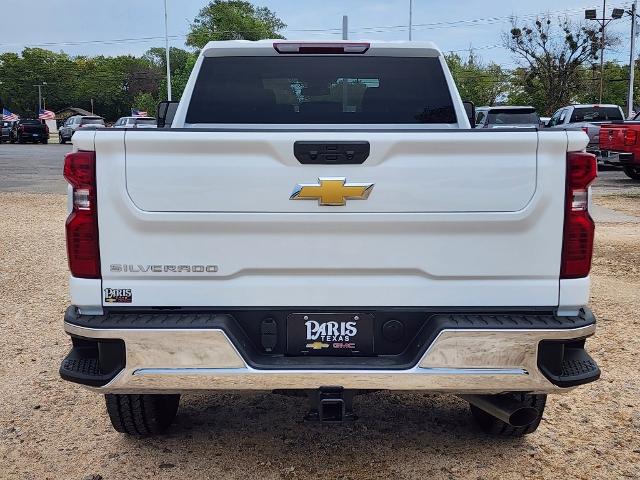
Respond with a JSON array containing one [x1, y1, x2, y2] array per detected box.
[[186, 56, 457, 124], [486, 108, 539, 125], [81, 117, 104, 125], [570, 107, 623, 123]]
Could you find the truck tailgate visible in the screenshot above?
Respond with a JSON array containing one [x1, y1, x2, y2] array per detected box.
[[96, 129, 570, 308]]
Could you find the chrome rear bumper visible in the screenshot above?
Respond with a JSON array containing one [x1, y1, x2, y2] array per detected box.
[[63, 320, 596, 394]]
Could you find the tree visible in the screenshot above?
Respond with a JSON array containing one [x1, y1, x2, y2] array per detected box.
[[446, 52, 510, 106], [574, 61, 634, 108], [186, 0, 286, 49], [504, 16, 602, 115], [132, 92, 158, 117], [170, 54, 199, 100], [143, 47, 192, 75], [0, 48, 161, 120]]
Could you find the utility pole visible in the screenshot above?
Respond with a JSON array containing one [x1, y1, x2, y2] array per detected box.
[[629, 0, 638, 117], [409, 0, 413, 41], [33, 82, 47, 113], [164, 0, 172, 101], [585, 4, 624, 103], [599, 0, 606, 103]]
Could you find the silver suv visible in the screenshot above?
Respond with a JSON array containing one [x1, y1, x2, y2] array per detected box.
[[58, 116, 105, 143]]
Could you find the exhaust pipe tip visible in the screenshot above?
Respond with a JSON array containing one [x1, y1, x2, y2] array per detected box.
[[460, 394, 541, 428], [508, 407, 539, 427]]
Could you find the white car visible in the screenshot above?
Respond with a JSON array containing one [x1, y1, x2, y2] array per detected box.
[[60, 40, 600, 437], [113, 116, 157, 129]]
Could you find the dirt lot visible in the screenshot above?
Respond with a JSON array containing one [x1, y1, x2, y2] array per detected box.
[[0, 192, 639, 480]]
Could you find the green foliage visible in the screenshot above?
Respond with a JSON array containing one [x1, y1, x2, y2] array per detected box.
[[143, 47, 193, 75], [0, 48, 162, 120], [573, 62, 636, 107], [132, 92, 158, 117], [446, 52, 510, 106], [186, 0, 286, 49]]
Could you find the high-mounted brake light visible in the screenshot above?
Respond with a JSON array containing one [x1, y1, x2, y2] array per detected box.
[[561, 152, 597, 279], [64, 151, 100, 279], [273, 42, 370, 54], [624, 129, 637, 146]]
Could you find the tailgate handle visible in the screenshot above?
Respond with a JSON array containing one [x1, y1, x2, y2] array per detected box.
[[294, 141, 370, 164]]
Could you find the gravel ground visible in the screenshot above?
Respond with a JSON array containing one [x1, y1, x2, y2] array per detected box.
[[0, 192, 639, 480]]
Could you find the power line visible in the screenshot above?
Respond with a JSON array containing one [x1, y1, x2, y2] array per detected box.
[[0, 5, 628, 50]]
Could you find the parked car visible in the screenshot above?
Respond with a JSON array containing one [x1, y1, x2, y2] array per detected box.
[[60, 40, 600, 438], [1, 120, 16, 143], [475, 106, 540, 128], [9, 119, 49, 144], [59, 115, 105, 143], [547, 104, 625, 163], [113, 116, 157, 128], [599, 111, 640, 180]]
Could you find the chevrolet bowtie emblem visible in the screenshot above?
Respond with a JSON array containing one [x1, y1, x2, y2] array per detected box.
[[306, 341, 330, 350], [290, 177, 374, 206]]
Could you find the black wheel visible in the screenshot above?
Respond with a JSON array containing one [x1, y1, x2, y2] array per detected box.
[[469, 393, 546, 437], [623, 166, 640, 180], [41, 139, 48, 144], [59, 135, 66, 144], [104, 394, 180, 436]]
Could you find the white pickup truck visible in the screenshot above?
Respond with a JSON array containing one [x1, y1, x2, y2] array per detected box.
[[60, 40, 600, 437]]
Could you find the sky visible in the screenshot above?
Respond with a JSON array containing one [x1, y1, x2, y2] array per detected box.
[[0, 0, 634, 68]]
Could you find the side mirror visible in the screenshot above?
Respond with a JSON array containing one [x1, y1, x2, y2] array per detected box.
[[157, 101, 179, 128], [463, 101, 476, 128]]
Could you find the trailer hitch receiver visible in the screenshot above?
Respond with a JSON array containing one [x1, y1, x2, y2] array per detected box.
[[305, 387, 357, 423]]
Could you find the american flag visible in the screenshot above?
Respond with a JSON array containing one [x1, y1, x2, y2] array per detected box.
[[2, 108, 19, 121], [39, 109, 56, 120], [131, 109, 148, 117]]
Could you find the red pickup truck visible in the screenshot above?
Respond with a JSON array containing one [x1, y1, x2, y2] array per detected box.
[[599, 113, 640, 180]]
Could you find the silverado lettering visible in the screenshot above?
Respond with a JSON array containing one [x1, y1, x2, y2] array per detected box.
[[110, 264, 219, 273]]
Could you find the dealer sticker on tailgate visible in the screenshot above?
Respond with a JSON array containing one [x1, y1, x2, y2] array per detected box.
[[287, 313, 374, 356]]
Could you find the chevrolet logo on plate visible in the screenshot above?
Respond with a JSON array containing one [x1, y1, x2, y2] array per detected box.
[[290, 177, 374, 206], [306, 341, 330, 350]]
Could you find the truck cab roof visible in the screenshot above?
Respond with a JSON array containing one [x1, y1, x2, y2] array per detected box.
[[200, 39, 443, 58]]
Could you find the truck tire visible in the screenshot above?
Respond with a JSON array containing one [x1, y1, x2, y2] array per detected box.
[[104, 394, 180, 436], [469, 392, 546, 437], [623, 166, 640, 180]]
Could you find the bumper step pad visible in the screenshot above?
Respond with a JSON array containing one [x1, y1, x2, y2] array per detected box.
[[538, 345, 600, 388], [59, 340, 126, 387]]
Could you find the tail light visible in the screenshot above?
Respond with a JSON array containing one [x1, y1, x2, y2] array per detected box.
[[273, 42, 370, 54], [561, 152, 597, 279], [63, 151, 100, 278], [625, 129, 637, 146]]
